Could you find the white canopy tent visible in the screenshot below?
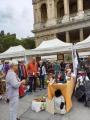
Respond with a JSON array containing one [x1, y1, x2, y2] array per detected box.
[[0, 45, 25, 59], [41, 55, 57, 61], [79, 51, 90, 57], [26, 38, 72, 56], [35, 39, 72, 50], [74, 35, 90, 52]]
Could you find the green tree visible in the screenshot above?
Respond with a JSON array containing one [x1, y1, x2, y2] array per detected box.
[[21, 37, 35, 49], [0, 30, 35, 53]]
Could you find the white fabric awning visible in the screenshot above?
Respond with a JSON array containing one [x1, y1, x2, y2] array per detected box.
[[74, 35, 90, 51], [0, 45, 25, 59], [26, 38, 72, 56], [35, 38, 72, 50], [79, 51, 90, 57]]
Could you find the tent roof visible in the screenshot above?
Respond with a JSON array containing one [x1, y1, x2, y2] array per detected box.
[[35, 38, 72, 50], [79, 51, 90, 57], [76, 35, 90, 45], [2, 45, 25, 54], [0, 45, 25, 59], [26, 38, 72, 56], [75, 35, 90, 51]]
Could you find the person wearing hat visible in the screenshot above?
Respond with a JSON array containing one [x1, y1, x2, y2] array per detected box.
[[6, 60, 25, 120]]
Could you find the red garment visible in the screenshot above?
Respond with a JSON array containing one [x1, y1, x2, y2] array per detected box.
[[27, 62, 38, 76], [21, 64, 27, 78], [19, 85, 25, 97]]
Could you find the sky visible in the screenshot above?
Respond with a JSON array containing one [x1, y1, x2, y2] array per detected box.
[[0, 0, 34, 39]]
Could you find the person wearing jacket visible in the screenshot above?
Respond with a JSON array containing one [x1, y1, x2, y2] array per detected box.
[[27, 57, 38, 92], [18, 60, 27, 80], [39, 60, 46, 89], [6, 60, 25, 120]]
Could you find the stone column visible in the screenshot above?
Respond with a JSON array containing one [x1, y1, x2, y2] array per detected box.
[[80, 28, 84, 41], [62, 0, 69, 23], [33, 4, 39, 29], [66, 31, 70, 43], [38, 7, 41, 23], [35, 3, 41, 23], [33, 5, 37, 24], [47, 0, 56, 26], [77, 0, 84, 19], [34, 4, 41, 29]]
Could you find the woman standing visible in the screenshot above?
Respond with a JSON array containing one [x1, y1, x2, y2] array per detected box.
[[6, 60, 25, 120]]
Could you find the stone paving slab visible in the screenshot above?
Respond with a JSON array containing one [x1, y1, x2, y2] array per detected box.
[[20, 97, 90, 120], [0, 89, 47, 120], [1, 89, 90, 120]]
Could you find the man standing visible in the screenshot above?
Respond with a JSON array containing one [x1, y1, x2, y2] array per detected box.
[[18, 60, 27, 80], [39, 60, 46, 89], [27, 57, 38, 92], [6, 60, 25, 120]]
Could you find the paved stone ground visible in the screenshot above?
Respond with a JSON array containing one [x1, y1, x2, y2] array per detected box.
[[20, 96, 90, 120], [0, 89, 47, 120], [0, 89, 90, 120]]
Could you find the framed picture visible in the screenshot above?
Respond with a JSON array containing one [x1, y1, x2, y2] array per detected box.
[[57, 53, 64, 60]]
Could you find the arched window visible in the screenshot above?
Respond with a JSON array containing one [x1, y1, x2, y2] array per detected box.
[[83, 0, 90, 10], [57, 0, 64, 18], [41, 3, 47, 23]]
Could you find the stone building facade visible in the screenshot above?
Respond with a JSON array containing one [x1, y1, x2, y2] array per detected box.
[[32, 0, 90, 46]]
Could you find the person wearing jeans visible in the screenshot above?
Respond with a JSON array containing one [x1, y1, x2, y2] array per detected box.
[[29, 75, 37, 92], [39, 61, 46, 89]]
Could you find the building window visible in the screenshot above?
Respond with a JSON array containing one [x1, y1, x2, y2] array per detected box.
[[83, 0, 90, 10], [56, 32, 66, 42], [83, 27, 90, 39], [57, 0, 64, 18], [69, 30, 80, 43], [41, 3, 47, 23], [69, 0, 77, 15]]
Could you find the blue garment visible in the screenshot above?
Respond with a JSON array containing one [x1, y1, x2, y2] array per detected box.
[[54, 63, 61, 74], [4, 64, 10, 74], [39, 75, 45, 89], [28, 76, 36, 92], [0, 64, 3, 72]]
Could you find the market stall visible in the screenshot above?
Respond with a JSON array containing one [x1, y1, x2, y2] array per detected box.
[[0, 45, 26, 59], [26, 38, 72, 56], [26, 38, 76, 113]]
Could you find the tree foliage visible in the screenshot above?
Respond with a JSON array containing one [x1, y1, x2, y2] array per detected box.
[[0, 31, 35, 53]]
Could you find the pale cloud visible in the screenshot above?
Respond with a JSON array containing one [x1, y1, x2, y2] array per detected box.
[[0, 0, 34, 38]]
